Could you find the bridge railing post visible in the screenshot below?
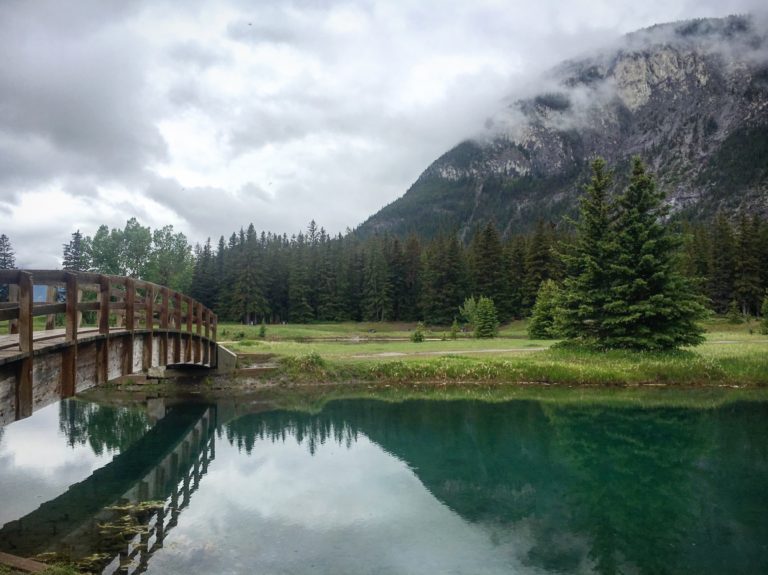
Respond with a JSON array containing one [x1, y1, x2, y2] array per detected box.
[[45, 285, 57, 330], [194, 301, 202, 364], [185, 297, 193, 363], [124, 278, 136, 375], [62, 272, 78, 397], [16, 271, 33, 419], [144, 285, 154, 371], [160, 288, 169, 366], [172, 292, 181, 363], [18, 272, 33, 355], [9, 283, 19, 334], [97, 275, 111, 384]]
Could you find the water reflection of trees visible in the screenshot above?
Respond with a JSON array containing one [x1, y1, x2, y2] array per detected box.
[[224, 410, 360, 455], [58, 400, 152, 455], [223, 398, 768, 575], [546, 406, 706, 574]]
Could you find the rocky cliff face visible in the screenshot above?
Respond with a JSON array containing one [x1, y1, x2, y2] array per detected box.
[[359, 15, 768, 238]]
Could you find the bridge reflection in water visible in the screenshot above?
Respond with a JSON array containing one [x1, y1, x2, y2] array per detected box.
[[0, 401, 217, 575]]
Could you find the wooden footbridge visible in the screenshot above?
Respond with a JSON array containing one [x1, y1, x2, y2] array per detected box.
[[0, 270, 220, 424]]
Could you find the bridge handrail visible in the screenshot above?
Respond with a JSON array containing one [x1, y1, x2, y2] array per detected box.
[[0, 270, 217, 353]]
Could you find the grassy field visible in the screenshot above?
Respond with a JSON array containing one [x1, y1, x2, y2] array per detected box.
[[216, 317, 768, 386]]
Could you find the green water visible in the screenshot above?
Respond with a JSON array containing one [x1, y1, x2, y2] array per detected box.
[[0, 395, 767, 574]]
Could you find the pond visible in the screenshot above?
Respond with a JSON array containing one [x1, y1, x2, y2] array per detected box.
[[0, 391, 767, 574]]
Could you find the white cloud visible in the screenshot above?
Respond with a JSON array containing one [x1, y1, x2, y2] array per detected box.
[[0, 0, 765, 265]]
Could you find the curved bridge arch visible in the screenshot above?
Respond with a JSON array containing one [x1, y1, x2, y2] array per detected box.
[[0, 270, 218, 423]]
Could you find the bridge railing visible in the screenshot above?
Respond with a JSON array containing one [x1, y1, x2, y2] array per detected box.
[[0, 270, 217, 354]]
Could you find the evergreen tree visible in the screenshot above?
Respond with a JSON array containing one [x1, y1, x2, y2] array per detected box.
[[528, 279, 562, 339], [600, 158, 706, 350], [727, 299, 743, 324], [316, 237, 343, 321], [0, 234, 16, 269], [288, 233, 314, 323], [760, 294, 768, 335], [401, 235, 422, 321], [473, 296, 499, 338], [707, 212, 736, 313], [504, 236, 527, 319], [557, 158, 614, 343], [734, 213, 762, 316], [362, 240, 392, 321], [523, 220, 555, 311], [62, 230, 91, 271], [470, 222, 509, 319], [0, 234, 15, 301], [420, 235, 467, 325]]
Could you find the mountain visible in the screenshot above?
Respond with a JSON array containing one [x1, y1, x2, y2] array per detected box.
[[358, 15, 768, 239]]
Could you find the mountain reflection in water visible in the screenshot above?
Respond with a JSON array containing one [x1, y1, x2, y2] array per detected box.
[[0, 396, 766, 574]]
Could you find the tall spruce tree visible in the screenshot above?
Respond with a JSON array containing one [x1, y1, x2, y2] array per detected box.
[[707, 212, 736, 313], [528, 279, 562, 339], [600, 158, 705, 350], [0, 234, 15, 301], [62, 230, 91, 272], [557, 158, 614, 343], [470, 222, 509, 320], [504, 235, 527, 319], [734, 213, 762, 316], [0, 234, 15, 269], [523, 220, 555, 311]]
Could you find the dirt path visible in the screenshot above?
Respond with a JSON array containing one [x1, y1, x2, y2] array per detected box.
[[351, 347, 547, 358]]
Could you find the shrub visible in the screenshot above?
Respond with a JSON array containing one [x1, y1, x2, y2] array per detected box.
[[411, 322, 425, 343], [474, 297, 499, 338], [528, 280, 562, 339]]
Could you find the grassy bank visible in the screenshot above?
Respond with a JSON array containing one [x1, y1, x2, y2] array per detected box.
[[217, 318, 768, 387]]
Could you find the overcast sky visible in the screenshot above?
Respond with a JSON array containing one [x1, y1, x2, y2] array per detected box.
[[1, 0, 764, 267]]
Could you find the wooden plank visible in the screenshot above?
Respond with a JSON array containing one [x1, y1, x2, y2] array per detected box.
[[31, 303, 65, 316], [0, 270, 20, 283], [65, 273, 78, 342], [160, 288, 169, 329], [185, 298, 193, 362], [16, 357, 32, 419], [24, 270, 65, 283], [124, 279, 135, 375], [61, 346, 76, 397], [143, 285, 154, 371], [99, 275, 110, 335], [0, 550, 47, 573], [62, 273, 78, 397], [9, 283, 18, 334], [0, 307, 19, 321], [77, 301, 101, 312], [18, 272, 33, 353], [173, 292, 182, 330], [45, 285, 57, 330]]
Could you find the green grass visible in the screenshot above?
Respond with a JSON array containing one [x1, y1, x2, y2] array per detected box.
[[221, 317, 768, 387]]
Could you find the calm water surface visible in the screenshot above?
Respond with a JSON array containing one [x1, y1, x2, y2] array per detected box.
[[0, 395, 767, 574]]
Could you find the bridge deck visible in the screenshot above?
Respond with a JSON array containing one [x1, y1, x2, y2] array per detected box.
[[0, 328, 127, 365]]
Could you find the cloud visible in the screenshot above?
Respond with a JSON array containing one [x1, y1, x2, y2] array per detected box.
[[0, 0, 766, 266]]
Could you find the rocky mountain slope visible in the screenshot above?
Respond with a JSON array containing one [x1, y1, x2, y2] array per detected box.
[[358, 15, 768, 238]]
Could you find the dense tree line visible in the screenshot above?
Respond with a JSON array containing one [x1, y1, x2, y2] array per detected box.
[[1, 170, 766, 325], [184, 218, 567, 325]]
